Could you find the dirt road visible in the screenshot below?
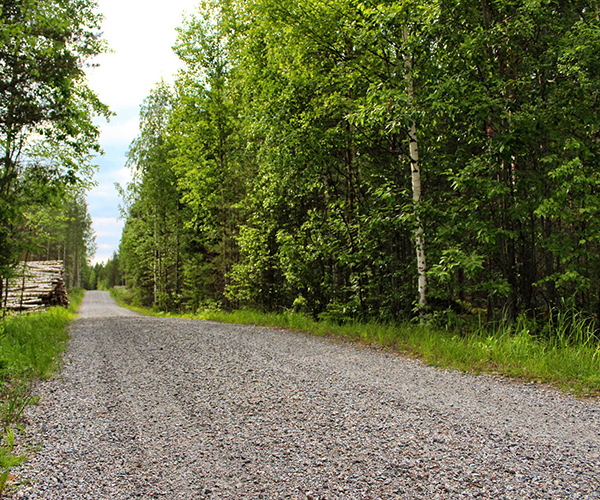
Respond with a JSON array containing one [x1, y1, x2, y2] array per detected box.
[[9, 291, 600, 499]]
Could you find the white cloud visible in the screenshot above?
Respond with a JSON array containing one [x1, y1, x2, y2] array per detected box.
[[86, 1, 198, 108], [114, 166, 134, 186], [92, 252, 114, 266], [98, 114, 140, 149], [89, 182, 118, 197], [93, 216, 123, 229], [85, 0, 199, 263], [91, 166, 132, 191], [90, 217, 124, 263]]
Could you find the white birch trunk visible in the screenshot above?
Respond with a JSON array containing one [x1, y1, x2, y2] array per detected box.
[[408, 121, 427, 310], [403, 27, 427, 311]]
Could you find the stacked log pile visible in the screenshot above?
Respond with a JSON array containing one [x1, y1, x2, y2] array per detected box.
[[3, 261, 69, 312]]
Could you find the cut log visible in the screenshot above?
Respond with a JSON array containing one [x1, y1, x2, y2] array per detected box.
[[3, 260, 70, 312]]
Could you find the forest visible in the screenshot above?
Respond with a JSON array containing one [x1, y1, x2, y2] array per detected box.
[[118, 0, 600, 333], [120, 0, 600, 327], [0, 0, 106, 303], [1, 0, 599, 492]]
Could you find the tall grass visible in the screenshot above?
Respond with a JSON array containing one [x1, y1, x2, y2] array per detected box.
[[0, 308, 71, 381], [0, 288, 83, 495], [200, 308, 600, 395]]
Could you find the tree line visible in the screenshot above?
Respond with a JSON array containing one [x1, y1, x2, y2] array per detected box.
[[0, 0, 107, 299], [120, 0, 600, 329]]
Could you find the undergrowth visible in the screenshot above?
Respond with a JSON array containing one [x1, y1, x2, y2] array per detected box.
[[0, 288, 83, 495], [110, 287, 600, 397]]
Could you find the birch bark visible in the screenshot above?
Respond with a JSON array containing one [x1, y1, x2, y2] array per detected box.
[[403, 27, 427, 311]]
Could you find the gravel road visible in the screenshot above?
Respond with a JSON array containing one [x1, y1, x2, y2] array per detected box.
[[8, 290, 600, 499]]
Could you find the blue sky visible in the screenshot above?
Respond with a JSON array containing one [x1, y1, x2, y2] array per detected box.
[[86, 0, 199, 264]]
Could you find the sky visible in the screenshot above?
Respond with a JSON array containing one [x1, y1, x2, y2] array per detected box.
[[85, 0, 199, 264]]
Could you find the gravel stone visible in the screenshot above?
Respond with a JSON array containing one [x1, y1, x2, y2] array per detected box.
[[7, 291, 600, 499]]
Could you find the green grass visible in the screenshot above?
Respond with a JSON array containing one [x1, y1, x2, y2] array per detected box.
[[110, 288, 600, 398], [0, 288, 83, 495]]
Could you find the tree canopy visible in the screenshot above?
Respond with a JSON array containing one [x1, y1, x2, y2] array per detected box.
[[0, 0, 108, 293], [119, 0, 600, 330]]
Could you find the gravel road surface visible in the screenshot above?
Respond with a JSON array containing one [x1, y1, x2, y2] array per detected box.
[[8, 290, 600, 499]]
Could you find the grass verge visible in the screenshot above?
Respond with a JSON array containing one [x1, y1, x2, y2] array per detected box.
[[110, 288, 600, 398], [0, 289, 84, 495]]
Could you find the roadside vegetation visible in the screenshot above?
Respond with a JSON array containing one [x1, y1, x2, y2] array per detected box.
[[118, 1, 600, 330], [0, 290, 83, 494], [112, 287, 600, 398]]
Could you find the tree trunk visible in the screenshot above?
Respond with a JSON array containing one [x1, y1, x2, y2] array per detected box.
[[0, 276, 4, 317], [403, 27, 427, 312], [153, 205, 158, 306], [19, 251, 29, 309], [2, 276, 8, 317], [409, 121, 427, 311]]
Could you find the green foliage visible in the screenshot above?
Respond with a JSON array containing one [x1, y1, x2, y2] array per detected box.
[[119, 82, 182, 309], [23, 193, 97, 290], [0, 426, 26, 487], [118, 0, 600, 344], [91, 253, 124, 291], [0, 0, 108, 296]]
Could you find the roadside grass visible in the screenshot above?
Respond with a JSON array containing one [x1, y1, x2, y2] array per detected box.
[[110, 288, 600, 397], [0, 289, 83, 494]]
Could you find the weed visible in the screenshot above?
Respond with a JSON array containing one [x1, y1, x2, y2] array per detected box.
[[0, 383, 33, 428], [0, 425, 27, 494]]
